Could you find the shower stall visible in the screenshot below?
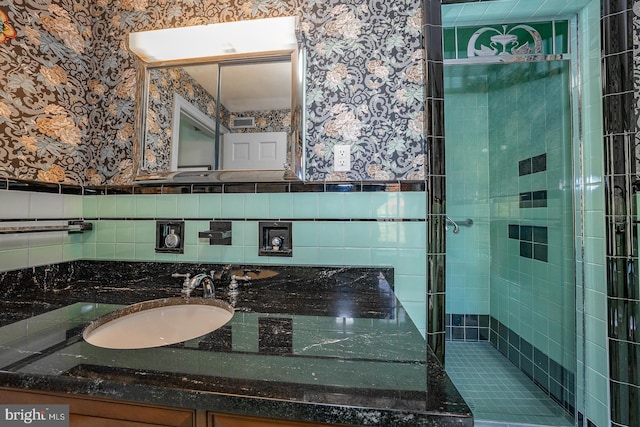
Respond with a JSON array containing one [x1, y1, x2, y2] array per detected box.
[[442, 20, 578, 426]]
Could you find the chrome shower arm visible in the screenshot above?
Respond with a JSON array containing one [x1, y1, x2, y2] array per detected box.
[[445, 215, 459, 234], [445, 216, 473, 234]]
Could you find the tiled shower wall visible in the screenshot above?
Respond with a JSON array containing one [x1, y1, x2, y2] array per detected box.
[[444, 66, 490, 317], [440, 0, 610, 424], [488, 60, 576, 412], [577, 1, 609, 425], [487, 60, 575, 369], [0, 185, 428, 336]]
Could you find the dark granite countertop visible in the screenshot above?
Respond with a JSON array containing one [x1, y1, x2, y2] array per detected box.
[[0, 261, 472, 426]]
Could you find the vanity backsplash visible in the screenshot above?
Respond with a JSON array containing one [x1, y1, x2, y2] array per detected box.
[[0, 261, 394, 327]]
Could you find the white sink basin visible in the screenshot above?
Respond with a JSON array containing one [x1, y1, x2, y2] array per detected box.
[[83, 298, 234, 349]]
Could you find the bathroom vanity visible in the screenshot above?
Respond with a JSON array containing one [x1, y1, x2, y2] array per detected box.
[[0, 262, 471, 426]]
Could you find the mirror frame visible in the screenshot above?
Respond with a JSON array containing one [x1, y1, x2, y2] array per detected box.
[[129, 18, 305, 183]]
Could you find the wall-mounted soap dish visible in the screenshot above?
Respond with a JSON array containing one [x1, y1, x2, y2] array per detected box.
[[156, 221, 184, 253], [259, 222, 292, 257]]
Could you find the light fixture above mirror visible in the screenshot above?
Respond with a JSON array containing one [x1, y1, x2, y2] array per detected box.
[[128, 16, 305, 183], [128, 17, 299, 63]]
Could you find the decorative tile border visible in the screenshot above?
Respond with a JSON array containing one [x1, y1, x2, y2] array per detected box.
[[0, 178, 427, 196], [443, 21, 569, 62]]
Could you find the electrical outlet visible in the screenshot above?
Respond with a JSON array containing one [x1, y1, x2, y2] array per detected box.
[[334, 145, 351, 172]]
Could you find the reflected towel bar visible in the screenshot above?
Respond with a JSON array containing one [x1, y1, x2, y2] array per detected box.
[[0, 220, 93, 235]]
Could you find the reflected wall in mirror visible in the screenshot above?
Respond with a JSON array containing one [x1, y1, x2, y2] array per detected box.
[[129, 16, 304, 183], [146, 64, 219, 172]]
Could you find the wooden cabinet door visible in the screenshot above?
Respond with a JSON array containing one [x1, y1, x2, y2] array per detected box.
[[0, 388, 194, 427]]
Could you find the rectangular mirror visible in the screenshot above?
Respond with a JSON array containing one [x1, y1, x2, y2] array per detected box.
[[129, 17, 305, 183]]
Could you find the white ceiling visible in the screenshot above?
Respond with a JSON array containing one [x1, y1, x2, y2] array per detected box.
[[221, 61, 291, 112], [184, 64, 219, 100], [185, 60, 291, 113]]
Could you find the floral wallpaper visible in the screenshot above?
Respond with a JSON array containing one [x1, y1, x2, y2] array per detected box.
[[228, 109, 291, 134], [0, 1, 94, 184], [303, 0, 426, 181], [0, 0, 425, 185]]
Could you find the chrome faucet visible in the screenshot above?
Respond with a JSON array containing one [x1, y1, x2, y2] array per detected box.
[[228, 273, 251, 296], [172, 272, 215, 298], [209, 265, 257, 296], [212, 264, 232, 282]]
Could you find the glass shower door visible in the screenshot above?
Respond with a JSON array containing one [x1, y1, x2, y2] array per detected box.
[[444, 60, 576, 426]]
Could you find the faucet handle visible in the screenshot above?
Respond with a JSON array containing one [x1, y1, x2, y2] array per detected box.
[[230, 274, 251, 285], [173, 273, 193, 297], [172, 273, 191, 287]]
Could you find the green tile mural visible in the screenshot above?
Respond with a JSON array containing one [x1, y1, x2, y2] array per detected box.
[[444, 21, 569, 61]]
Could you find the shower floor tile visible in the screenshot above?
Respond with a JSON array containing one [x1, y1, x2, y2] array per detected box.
[[445, 341, 574, 427]]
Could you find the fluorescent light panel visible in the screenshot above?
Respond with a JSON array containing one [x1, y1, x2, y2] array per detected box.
[[129, 16, 298, 63]]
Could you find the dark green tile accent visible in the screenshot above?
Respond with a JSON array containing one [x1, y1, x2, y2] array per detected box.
[[521, 225, 533, 241], [518, 153, 547, 177], [534, 244, 548, 262], [445, 314, 489, 343], [520, 192, 533, 208], [519, 159, 532, 176], [487, 316, 575, 416], [532, 153, 547, 173], [520, 241, 533, 258], [452, 314, 464, 326], [509, 225, 548, 261]]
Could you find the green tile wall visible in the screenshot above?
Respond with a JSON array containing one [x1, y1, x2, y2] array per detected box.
[[444, 51, 583, 415], [444, 64, 491, 315], [0, 187, 427, 337], [487, 59, 576, 373], [0, 191, 84, 270], [82, 191, 428, 336], [577, 1, 609, 425]]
